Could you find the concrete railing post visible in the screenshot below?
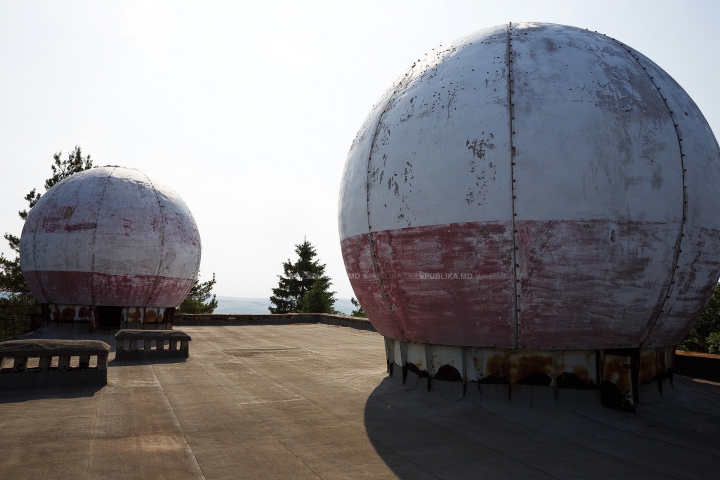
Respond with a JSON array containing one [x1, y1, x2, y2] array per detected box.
[[13, 356, 27, 372], [97, 354, 108, 370], [79, 355, 90, 369], [39, 356, 52, 371], [58, 356, 70, 370]]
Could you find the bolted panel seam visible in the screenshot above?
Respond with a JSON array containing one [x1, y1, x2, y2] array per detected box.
[[608, 37, 688, 347], [507, 23, 520, 348], [89, 167, 116, 306]]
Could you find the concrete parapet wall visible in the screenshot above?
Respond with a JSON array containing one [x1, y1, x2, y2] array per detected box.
[[173, 313, 377, 332], [115, 329, 191, 361], [0, 339, 110, 390], [675, 351, 720, 383]]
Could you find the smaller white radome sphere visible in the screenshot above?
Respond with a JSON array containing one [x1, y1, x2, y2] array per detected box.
[[20, 166, 201, 308]]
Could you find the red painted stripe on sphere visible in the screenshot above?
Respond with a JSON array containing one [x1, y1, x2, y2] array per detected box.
[[22, 270, 194, 307], [644, 224, 720, 346], [342, 220, 716, 349], [515, 220, 679, 348], [341, 221, 516, 346], [340, 234, 405, 340]]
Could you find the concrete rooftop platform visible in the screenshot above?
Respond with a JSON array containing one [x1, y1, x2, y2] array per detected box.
[[1, 324, 720, 479]]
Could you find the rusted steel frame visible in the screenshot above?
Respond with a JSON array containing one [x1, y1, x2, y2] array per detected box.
[[600, 348, 640, 412], [43, 304, 170, 329], [384, 338, 675, 410], [387, 339, 473, 388], [47, 304, 98, 323], [386, 338, 412, 383], [384, 337, 394, 374]]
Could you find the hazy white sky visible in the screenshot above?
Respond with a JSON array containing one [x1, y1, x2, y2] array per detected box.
[[1, 0, 719, 298]]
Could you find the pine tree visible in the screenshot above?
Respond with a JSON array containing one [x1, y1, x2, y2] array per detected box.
[[678, 284, 720, 353], [269, 239, 336, 314], [1, 147, 93, 293], [350, 297, 366, 318], [177, 273, 218, 314], [298, 276, 337, 314]]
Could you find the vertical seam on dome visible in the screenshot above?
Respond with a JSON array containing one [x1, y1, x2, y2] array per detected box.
[[610, 38, 687, 347], [90, 167, 116, 306], [142, 172, 168, 308], [365, 76, 414, 341], [29, 174, 75, 304], [30, 222, 51, 303], [146, 176, 201, 306], [174, 197, 202, 302], [507, 23, 520, 348]]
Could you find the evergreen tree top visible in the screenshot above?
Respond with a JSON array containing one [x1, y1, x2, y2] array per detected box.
[[269, 238, 336, 314]]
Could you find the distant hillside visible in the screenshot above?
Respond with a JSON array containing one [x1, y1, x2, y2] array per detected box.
[[214, 296, 355, 316]]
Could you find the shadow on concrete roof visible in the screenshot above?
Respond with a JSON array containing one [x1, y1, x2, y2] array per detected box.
[[0, 386, 102, 404], [0, 324, 718, 478]]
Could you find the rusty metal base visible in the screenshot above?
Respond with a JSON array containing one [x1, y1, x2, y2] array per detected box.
[[384, 338, 676, 412]]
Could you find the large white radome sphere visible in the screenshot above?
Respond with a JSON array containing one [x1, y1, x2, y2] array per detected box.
[[339, 23, 720, 350]]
